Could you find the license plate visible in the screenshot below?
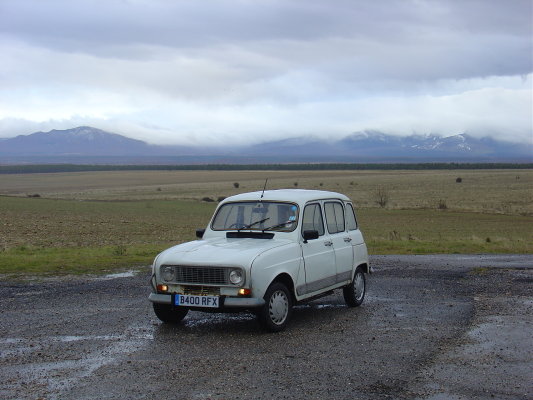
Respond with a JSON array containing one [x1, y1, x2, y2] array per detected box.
[[174, 294, 219, 308]]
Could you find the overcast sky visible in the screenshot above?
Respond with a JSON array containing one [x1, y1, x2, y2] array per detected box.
[[0, 0, 531, 145]]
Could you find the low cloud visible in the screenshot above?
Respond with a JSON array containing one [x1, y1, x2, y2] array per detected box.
[[0, 0, 531, 145]]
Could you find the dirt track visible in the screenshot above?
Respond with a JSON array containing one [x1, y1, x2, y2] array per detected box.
[[1, 254, 532, 400]]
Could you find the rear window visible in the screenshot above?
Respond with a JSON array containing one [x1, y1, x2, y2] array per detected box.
[[346, 203, 358, 231]]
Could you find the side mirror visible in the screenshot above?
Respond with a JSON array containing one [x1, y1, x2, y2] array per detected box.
[[302, 230, 319, 243], [196, 229, 205, 239]]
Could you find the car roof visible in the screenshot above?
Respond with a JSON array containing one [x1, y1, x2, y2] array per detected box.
[[221, 189, 351, 205]]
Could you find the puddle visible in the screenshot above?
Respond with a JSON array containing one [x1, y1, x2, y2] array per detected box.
[[99, 270, 138, 280], [0, 323, 155, 398], [56, 334, 122, 342], [184, 313, 255, 328], [295, 303, 346, 310], [0, 338, 26, 344], [14, 291, 44, 296]]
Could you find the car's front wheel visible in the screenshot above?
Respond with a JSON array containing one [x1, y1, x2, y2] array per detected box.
[[153, 303, 189, 323], [343, 266, 366, 307], [257, 282, 293, 332]]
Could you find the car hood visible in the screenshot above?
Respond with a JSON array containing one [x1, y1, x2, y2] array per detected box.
[[156, 237, 293, 268]]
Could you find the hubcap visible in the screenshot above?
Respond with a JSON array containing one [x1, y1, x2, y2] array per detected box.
[[269, 290, 289, 325], [354, 272, 365, 301]]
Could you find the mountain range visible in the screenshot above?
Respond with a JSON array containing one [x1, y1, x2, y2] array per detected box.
[[0, 126, 531, 164]]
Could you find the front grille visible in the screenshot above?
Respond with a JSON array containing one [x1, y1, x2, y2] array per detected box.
[[183, 286, 221, 296], [164, 265, 230, 285]]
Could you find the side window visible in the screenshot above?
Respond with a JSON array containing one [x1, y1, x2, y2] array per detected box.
[[324, 202, 345, 234], [301, 203, 325, 236], [346, 203, 358, 231]]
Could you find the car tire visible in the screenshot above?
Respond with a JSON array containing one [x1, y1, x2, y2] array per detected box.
[[153, 303, 189, 324], [343, 266, 366, 307], [257, 282, 293, 332]]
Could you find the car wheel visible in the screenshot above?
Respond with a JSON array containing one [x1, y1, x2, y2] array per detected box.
[[343, 266, 366, 307], [257, 282, 293, 332], [153, 303, 189, 323]]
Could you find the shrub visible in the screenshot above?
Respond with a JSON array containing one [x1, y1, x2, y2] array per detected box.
[[456, 177, 462, 183], [438, 199, 448, 210], [113, 245, 127, 256], [293, 182, 298, 187], [374, 187, 389, 208], [202, 197, 215, 202], [27, 194, 41, 198], [217, 196, 226, 202], [233, 182, 239, 188], [389, 230, 400, 240]]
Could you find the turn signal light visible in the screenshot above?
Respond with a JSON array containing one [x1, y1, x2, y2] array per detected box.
[[157, 284, 168, 292], [238, 288, 251, 296]]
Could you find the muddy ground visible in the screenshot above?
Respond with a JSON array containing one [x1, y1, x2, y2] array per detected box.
[[1, 254, 532, 400]]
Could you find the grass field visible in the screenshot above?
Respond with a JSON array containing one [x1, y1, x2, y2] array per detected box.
[[1, 169, 532, 277]]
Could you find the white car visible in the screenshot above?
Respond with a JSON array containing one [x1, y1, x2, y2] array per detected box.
[[149, 189, 370, 331]]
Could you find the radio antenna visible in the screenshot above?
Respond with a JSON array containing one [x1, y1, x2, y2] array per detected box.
[[260, 178, 268, 199]]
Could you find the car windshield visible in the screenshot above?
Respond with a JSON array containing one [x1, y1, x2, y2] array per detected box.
[[211, 201, 299, 232]]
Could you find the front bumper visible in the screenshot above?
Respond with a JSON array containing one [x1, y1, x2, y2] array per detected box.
[[148, 292, 265, 308]]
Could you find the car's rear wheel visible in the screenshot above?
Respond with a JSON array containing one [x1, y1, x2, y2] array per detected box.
[[343, 266, 366, 307], [153, 303, 189, 323], [257, 282, 293, 332]]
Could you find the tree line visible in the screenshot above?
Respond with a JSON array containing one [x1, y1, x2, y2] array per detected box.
[[1, 163, 532, 174]]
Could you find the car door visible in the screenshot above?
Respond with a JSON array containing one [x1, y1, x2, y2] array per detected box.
[[299, 202, 336, 296], [345, 201, 368, 269], [323, 201, 354, 283], [345, 202, 364, 245]]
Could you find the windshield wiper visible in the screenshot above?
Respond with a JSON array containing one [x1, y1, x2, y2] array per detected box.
[[238, 217, 270, 231], [263, 220, 296, 232]]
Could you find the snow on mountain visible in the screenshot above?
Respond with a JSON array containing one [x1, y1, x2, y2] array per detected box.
[[0, 127, 531, 162]]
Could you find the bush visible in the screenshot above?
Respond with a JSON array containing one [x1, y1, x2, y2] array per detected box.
[[217, 196, 226, 202], [456, 177, 462, 183], [233, 182, 239, 188], [374, 187, 389, 208], [438, 199, 448, 210], [389, 230, 401, 240], [27, 194, 41, 198], [202, 197, 215, 202], [113, 245, 127, 256], [293, 182, 298, 187]]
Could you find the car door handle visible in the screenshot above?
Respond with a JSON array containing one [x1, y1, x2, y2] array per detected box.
[[344, 237, 352, 242], [324, 240, 333, 246]]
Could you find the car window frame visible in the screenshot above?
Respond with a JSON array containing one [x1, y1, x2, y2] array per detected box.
[[324, 200, 346, 234], [210, 200, 300, 232], [345, 202, 358, 231], [301, 202, 325, 237]]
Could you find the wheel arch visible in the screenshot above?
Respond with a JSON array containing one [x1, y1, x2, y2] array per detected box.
[[356, 263, 370, 275], [271, 273, 297, 302]]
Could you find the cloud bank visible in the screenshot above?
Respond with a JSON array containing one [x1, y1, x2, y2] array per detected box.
[[0, 0, 531, 145]]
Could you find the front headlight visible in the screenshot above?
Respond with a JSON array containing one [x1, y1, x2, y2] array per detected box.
[[161, 266, 174, 282], [229, 269, 243, 285]]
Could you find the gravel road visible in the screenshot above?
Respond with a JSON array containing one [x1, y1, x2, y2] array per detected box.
[[1, 255, 532, 400]]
